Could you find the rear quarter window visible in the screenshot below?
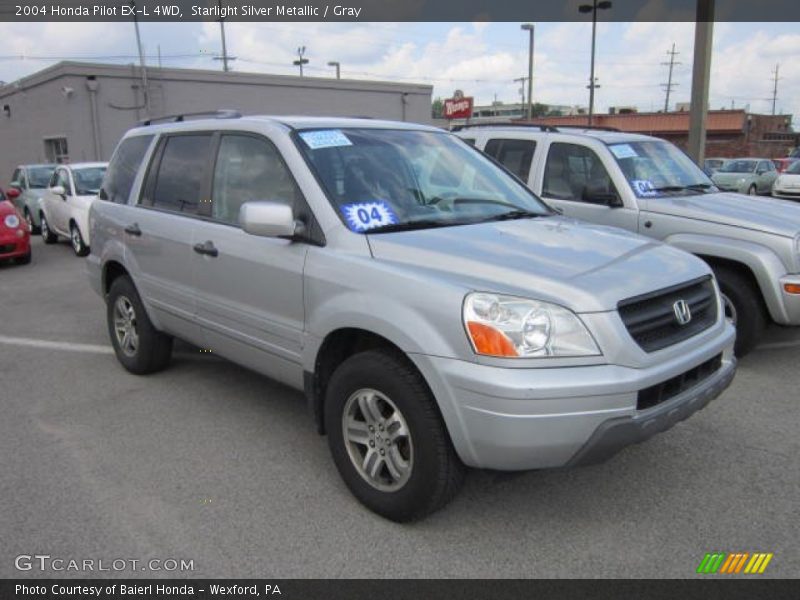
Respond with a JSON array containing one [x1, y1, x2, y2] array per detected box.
[[99, 135, 154, 205]]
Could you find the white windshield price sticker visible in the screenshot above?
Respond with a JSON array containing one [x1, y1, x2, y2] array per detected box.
[[632, 179, 657, 196], [341, 201, 398, 232], [610, 144, 638, 159], [299, 130, 353, 150]]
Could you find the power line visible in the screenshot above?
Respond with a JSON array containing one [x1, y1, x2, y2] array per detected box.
[[660, 42, 681, 112]]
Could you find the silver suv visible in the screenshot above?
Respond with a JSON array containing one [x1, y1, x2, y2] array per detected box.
[[457, 125, 800, 355], [88, 113, 736, 521]]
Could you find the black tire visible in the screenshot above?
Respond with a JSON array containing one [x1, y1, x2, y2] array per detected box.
[[747, 184, 757, 196], [713, 266, 767, 357], [324, 350, 465, 522], [70, 222, 89, 257], [40, 213, 57, 244], [107, 276, 173, 374], [24, 209, 39, 234], [16, 249, 32, 265]]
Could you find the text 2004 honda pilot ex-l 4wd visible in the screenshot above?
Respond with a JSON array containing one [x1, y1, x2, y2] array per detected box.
[[88, 113, 736, 521]]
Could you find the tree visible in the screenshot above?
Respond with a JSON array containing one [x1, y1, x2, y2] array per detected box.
[[431, 97, 444, 119]]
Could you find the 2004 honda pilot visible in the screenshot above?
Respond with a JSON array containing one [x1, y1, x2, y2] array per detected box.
[[88, 113, 736, 521]]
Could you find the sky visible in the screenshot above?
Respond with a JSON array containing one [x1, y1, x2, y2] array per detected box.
[[1, 21, 798, 122]]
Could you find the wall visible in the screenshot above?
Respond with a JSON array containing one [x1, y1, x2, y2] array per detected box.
[[0, 62, 433, 181]]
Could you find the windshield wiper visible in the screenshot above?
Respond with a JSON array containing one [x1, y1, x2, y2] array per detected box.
[[366, 219, 466, 234], [478, 209, 547, 222], [652, 183, 715, 193]]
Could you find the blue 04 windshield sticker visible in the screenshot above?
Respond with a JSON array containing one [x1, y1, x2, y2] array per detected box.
[[632, 179, 657, 196], [299, 129, 353, 150], [341, 201, 398, 232]]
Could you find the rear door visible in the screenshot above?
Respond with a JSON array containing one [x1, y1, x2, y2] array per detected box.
[[190, 132, 309, 389], [51, 167, 72, 234], [482, 137, 538, 185], [126, 132, 214, 344]]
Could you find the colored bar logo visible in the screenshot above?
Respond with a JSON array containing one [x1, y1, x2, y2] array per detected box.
[[696, 552, 773, 574]]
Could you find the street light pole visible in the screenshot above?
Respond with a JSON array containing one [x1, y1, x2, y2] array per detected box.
[[327, 61, 341, 79], [579, 0, 612, 126], [521, 24, 534, 120]]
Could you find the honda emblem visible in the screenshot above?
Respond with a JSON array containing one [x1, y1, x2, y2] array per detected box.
[[673, 299, 692, 325]]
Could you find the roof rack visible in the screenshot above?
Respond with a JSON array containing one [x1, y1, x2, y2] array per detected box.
[[453, 122, 558, 133], [453, 122, 619, 133], [139, 109, 242, 127]]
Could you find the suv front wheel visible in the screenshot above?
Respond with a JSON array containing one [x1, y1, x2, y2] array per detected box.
[[324, 350, 465, 522], [713, 266, 766, 356], [107, 276, 173, 374]]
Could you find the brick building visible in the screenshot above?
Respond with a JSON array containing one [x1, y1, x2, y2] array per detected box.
[[520, 110, 798, 159]]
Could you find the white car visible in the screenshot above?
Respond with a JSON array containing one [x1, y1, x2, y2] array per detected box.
[[772, 160, 800, 201], [40, 162, 107, 256]]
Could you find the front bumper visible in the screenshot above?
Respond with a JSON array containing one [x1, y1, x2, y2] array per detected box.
[[0, 233, 30, 259], [772, 190, 800, 201], [412, 322, 736, 470]]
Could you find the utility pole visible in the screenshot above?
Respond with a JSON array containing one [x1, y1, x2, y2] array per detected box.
[[661, 43, 681, 112], [687, 0, 714, 165], [521, 24, 534, 120], [327, 61, 340, 79], [294, 46, 309, 77], [578, 0, 612, 126], [513, 77, 528, 108], [771, 63, 780, 115], [213, 0, 236, 71], [129, 1, 150, 115]]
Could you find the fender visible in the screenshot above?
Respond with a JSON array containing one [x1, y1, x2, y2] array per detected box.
[[664, 232, 790, 323]]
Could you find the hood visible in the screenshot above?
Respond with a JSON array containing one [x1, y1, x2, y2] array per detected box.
[[644, 191, 800, 237], [775, 173, 800, 188], [0, 200, 18, 217], [366, 216, 709, 313]]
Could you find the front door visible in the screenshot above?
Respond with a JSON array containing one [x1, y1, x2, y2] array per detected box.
[[191, 133, 308, 389], [539, 141, 639, 232]]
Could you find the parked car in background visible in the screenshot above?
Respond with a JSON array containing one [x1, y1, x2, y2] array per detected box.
[[703, 157, 725, 176], [773, 158, 799, 174], [772, 160, 800, 201], [711, 158, 778, 195], [457, 124, 800, 355], [0, 197, 31, 265], [39, 162, 107, 256], [6, 164, 57, 233], [789, 147, 800, 159], [87, 114, 736, 521]]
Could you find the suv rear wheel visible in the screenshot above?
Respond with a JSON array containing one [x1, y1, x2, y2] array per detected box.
[[713, 266, 766, 356], [107, 276, 173, 374], [324, 350, 465, 522]]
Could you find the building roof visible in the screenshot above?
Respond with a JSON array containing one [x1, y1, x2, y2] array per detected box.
[[0, 61, 432, 100], [519, 110, 749, 135]]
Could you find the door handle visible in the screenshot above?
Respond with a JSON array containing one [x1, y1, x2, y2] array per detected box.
[[124, 223, 142, 236], [193, 241, 218, 257]]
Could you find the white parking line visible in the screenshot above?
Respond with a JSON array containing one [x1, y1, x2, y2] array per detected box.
[[0, 334, 113, 354]]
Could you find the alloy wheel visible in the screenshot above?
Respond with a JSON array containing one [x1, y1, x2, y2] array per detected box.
[[342, 388, 413, 492], [113, 296, 139, 357]]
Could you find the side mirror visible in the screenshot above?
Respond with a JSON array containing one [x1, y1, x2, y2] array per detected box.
[[239, 201, 303, 239], [6, 187, 20, 199], [582, 185, 623, 208], [51, 185, 66, 197]]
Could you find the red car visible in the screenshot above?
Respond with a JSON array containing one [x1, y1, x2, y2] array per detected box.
[[773, 158, 799, 173], [0, 193, 31, 265]]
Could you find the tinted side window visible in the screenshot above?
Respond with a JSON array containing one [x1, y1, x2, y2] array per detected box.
[[11, 168, 22, 186], [151, 135, 212, 214], [100, 135, 154, 204], [211, 135, 302, 225], [543, 142, 618, 202], [484, 138, 536, 181], [461, 138, 476, 146]]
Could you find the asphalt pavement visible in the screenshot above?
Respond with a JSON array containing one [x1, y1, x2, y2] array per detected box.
[[1, 236, 798, 578]]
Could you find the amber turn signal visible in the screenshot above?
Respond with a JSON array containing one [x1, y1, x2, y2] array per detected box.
[[466, 322, 518, 357], [784, 283, 800, 295]]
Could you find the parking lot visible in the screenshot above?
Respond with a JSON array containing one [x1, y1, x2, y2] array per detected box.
[[1, 236, 798, 578]]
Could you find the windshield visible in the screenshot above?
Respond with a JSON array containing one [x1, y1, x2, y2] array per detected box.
[[73, 167, 107, 195], [28, 166, 55, 188], [785, 161, 800, 175], [295, 128, 550, 233], [718, 159, 757, 173], [608, 140, 714, 197]]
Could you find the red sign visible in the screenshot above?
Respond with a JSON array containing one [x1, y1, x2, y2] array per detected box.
[[444, 96, 474, 120]]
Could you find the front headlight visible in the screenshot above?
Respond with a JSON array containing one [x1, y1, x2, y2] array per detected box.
[[463, 292, 601, 358], [4, 214, 20, 228]]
